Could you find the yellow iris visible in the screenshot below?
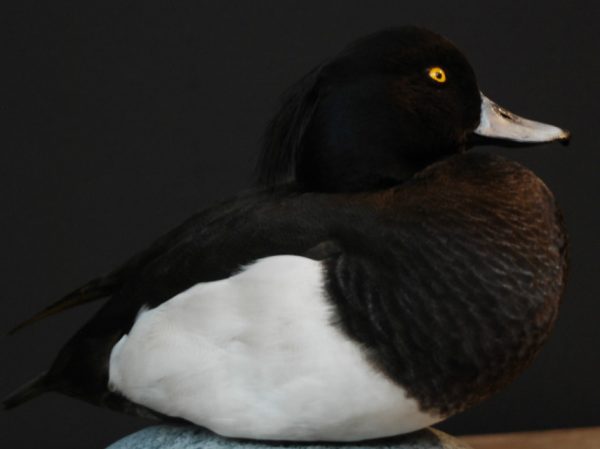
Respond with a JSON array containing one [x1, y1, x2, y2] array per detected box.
[[428, 67, 446, 83]]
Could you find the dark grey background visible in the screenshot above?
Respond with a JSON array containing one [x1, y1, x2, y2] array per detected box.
[[1, 1, 598, 448]]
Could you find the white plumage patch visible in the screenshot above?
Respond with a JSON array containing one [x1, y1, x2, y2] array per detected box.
[[108, 255, 440, 441]]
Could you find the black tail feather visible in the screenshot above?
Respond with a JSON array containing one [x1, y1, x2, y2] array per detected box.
[[7, 276, 120, 336], [3, 372, 51, 410]]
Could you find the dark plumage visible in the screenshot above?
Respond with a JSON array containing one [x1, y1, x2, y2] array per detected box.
[[4, 26, 569, 440], [325, 154, 567, 416], [260, 27, 481, 192]]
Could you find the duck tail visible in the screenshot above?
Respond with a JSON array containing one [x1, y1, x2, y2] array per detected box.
[[2, 372, 52, 410], [7, 275, 120, 336]]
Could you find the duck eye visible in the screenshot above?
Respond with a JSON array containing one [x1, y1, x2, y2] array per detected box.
[[427, 67, 447, 84]]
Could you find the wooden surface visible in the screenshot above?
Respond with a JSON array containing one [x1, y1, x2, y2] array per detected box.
[[462, 427, 600, 449]]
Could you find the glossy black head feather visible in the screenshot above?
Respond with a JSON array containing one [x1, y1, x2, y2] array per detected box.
[[258, 27, 482, 192], [258, 64, 325, 187]]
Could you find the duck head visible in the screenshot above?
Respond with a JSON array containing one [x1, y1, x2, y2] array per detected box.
[[259, 27, 570, 192]]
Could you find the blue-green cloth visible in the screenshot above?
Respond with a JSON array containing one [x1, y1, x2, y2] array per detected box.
[[107, 426, 471, 449]]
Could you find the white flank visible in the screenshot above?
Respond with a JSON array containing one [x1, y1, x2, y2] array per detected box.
[[108, 255, 440, 441]]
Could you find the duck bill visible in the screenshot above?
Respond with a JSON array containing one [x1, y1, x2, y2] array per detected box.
[[470, 93, 570, 147]]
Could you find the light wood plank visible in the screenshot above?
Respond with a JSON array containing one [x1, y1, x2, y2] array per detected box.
[[462, 426, 600, 449]]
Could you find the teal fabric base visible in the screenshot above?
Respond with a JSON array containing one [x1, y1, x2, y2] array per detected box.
[[107, 426, 471, 449]]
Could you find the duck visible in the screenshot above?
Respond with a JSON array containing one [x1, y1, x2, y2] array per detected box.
[[3, 27, 570, 442]]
